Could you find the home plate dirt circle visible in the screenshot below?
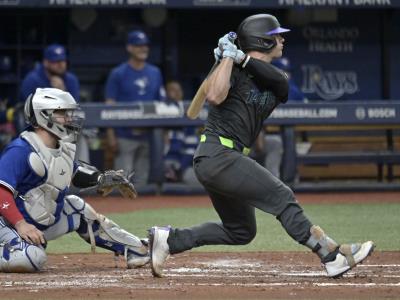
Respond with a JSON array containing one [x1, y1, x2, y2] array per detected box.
[[0, 252, 399, 299]]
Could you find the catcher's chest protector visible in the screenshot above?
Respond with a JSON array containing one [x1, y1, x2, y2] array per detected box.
[[19, 131, 76, 226]]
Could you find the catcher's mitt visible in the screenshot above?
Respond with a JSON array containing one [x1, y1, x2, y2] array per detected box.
[[97, 170, 138, 199]]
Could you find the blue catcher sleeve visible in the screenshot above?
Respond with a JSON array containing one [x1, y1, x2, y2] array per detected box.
[[0, 145, 32, 194]]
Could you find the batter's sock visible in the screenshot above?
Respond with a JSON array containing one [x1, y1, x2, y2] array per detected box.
[[305, 225, 340, 263], [321, 247, 340, 263]]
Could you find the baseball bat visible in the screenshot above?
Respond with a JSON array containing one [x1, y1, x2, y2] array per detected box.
[[186, 31, 237, 120]]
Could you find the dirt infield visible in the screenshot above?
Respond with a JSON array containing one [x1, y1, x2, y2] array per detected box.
[[1, 192, 399, 300], [0, 252, 399, 300]]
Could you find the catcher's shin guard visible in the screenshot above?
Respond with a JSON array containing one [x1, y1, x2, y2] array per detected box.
[[66, 195, 149, 268], [0, 238, 47, 273]]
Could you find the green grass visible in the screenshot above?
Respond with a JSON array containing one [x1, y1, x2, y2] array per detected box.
[[47, 203, 400, 253]]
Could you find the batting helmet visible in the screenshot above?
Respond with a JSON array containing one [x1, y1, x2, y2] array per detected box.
[[237, 14, 290, 52], [24, 88, 84, 142]]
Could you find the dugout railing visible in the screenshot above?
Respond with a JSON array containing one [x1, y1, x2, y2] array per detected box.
[[80, 101, 400, 193]]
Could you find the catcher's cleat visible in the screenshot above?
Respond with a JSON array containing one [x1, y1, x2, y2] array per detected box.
[[324, 241, 375, 278], [126, 251, 150, 269], [148, 226, 171, 277]]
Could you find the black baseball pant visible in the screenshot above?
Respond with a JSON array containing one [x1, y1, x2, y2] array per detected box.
[[167, 139, 313, 254]]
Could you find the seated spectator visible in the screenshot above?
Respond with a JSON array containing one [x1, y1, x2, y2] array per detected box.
[[0, 97, 16, 152], [164, 80, 202, 188], [20, 44, 90, 163]]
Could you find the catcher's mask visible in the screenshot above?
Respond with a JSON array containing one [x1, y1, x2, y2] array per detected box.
[[24, 88, 84, 143]]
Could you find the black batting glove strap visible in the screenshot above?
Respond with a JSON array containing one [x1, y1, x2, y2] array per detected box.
[[242, 57, 289, 103]]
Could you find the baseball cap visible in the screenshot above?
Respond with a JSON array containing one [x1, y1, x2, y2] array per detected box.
[[127, 30, 149, 46], [43, 44, 67, 62]]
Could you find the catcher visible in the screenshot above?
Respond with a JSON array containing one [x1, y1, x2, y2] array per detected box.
[[0, 88, 148, 272]]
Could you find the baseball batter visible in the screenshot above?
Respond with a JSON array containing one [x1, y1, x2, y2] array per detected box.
[[0, 88, 149, 272], [149, 14, 374, 278]]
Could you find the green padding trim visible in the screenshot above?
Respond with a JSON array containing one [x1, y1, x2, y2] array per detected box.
[[242, 147, 250, 156], [200, 134, 206, 142], [219, 136, 234, 149]]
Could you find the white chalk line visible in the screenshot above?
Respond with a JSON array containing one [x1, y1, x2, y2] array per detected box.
[[1, 265, 400, 283], [1, 258, 399, 291], [2, 280, 400, 291]]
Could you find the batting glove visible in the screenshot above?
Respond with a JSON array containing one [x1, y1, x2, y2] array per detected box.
[[232, 49, 246, 65], [214, 47, 222, 62], [218, 34, 237, 59]]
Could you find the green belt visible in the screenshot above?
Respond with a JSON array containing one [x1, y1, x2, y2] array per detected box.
[[200, 134, 250, 156]]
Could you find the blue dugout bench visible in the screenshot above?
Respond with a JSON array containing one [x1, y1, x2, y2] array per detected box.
[[81, 101, 400, 193]]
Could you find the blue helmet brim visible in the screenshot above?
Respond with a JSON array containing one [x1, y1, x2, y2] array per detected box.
[[266, 27, 291, 35]]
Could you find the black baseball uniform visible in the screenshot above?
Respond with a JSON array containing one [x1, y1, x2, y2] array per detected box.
[[166, 58, 313, 254]]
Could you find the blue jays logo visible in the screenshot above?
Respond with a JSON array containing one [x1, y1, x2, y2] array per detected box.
[[134, 77, 149, 95]]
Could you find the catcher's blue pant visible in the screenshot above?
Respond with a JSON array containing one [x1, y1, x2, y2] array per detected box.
[[0, 195, 144, 272], [167, 137, 313, 254]]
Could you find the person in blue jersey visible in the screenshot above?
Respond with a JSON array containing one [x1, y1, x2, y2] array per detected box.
[[20, 44, 90, 164], [0, 88, 149, 272], [20, 44, 79, 103], [163, 80, 202, 188], [105, 30, 166, 187]]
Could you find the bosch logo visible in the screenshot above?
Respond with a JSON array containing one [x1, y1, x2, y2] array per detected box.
[[355, 107, 366, 120]]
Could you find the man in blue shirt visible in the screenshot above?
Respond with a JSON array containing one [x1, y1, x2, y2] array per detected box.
[[20, 44, 80, 101], [105, 30, 166, 187], [20, 44, 89, 163]]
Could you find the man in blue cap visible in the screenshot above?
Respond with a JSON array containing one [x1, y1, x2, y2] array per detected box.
[[20, 44, 89, 163], [105, 30, 165, 187], [20, 44, 80, 102]]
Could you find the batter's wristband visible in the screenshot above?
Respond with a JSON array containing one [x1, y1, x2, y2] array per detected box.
[[240, 55, 250, 68], [222, 50, 236, 59]]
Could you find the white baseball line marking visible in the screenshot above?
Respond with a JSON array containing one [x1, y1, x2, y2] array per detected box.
[[1, 259, 399, 291]]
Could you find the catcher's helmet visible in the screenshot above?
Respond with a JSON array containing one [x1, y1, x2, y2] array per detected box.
[[237, 14, 290, 52], [24, 88, 84, 142]]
